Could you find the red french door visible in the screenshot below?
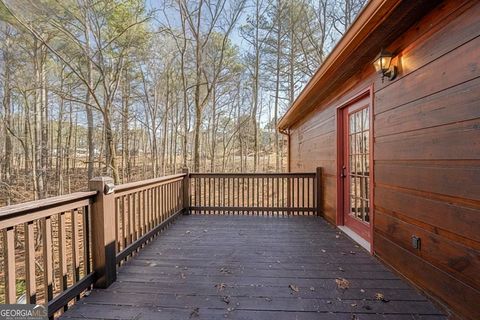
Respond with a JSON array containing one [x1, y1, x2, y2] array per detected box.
[[341, 96, 371, 242]]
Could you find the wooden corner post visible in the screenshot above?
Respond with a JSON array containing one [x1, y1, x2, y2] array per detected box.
[[89, 176, 117, 288], [315, 167, 322, 216], [182, 168, 190, 215]]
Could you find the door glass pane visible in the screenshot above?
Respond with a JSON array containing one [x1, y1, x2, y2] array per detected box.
[[364, 108, 369, 130], [347, 106, 370, 224]]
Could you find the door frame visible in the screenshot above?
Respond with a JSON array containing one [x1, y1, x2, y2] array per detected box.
[[336, 86, 375, 254]]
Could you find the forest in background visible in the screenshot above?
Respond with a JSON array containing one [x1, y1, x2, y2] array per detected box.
[[0, 0, 366, 206]]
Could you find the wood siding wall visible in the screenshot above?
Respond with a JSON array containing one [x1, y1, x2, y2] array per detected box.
[[288, 1, 480, 319]]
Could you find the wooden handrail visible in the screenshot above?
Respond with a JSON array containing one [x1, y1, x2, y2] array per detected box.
[[114, 173, 186, 193], [0, 191, 97, 229], [190, 172, 315, 178], [0, 191, 97, 221]]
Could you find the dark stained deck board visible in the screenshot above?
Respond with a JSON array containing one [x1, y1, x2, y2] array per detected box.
[[60, 215, 446, 319]]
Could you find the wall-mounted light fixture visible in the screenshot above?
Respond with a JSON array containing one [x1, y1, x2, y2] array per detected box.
[[373, 49, 397, 81]]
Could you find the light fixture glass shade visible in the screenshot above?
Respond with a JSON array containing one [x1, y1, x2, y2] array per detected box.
[[373, 49, 393, 73]]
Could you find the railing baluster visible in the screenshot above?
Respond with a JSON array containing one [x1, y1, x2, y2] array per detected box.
[[154, 187, 157, 226], [58, 212, 68, 310], [151, 187, 155, 227], [248, 177, 251, 215], [262, 177, 265, 216], [156, 185, 160, 223], [132, 192, 137, 242], [43, 216, 53, 302], [167, 182, 171, 218], [242, 177, 245, 215], [71, 210, 80, 300], [255, 177, 257, 213], [302, 177, 305, 215], [146, 189, 150, 231], [209, 177, 212, 214], [308, 177, 310, 215], [140, 191, 145, 239], [25, 221, 36, 303], [268, 177, 271, 216], [122, 196, 127, 251], [156, 186, 160, 225], [114, 199, 119, 251], [4, 227, 16, 304], [203, 177, 206, 214]]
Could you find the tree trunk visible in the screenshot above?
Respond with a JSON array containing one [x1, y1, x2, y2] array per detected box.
[[2, 28, 12, 184], [274, 19, 282, 172], [33, 39, 45, 199], [104, 105, 119, 183], [85, 18, 95, 181]]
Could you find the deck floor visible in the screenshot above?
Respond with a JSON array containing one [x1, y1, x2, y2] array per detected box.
[[61, 215, 446, 319]]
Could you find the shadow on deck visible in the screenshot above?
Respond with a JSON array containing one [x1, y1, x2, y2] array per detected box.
[[60, 215, 445, 320]]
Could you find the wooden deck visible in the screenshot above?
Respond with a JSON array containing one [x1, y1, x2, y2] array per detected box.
[[60, 215, 446, 319]]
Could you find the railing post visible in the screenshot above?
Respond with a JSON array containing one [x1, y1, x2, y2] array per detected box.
[[315, 167, 322, 216], [182, 168, 190, 215], [89, 176, 116, 288]]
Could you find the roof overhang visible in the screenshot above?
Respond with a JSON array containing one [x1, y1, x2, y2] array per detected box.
[[277, 0, 442, 131]]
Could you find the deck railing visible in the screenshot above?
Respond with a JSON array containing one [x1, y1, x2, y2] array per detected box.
[[0, 168, 322, 317], [189, 170, 321, 216], [113, 174, 185, 263], [0, 192, 96, 316]]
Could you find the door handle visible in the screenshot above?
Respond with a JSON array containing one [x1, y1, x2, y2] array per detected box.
[[340, 166, 347, 178]]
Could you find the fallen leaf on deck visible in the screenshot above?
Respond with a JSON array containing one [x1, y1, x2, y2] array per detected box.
[[289, 284, 299, 293], [222, 296, 231, 304], [309, 286, 315, 291], [180, 272, 186, 279], [375, 292, 390, 302], [351, 303, 357, 307], [220, 267, 232, 274], [265, 297, 272, 302], [338, 267, 344, 272], [360, 289, 365, 293], [335, 278, 350, 289], [349, 251, 356, 255], [186, 230, 191, 234], [190, 307, 199, 318], [321, 249, 326, 253], [335, 235, 340, 239], [215, 283, 226, 291]]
